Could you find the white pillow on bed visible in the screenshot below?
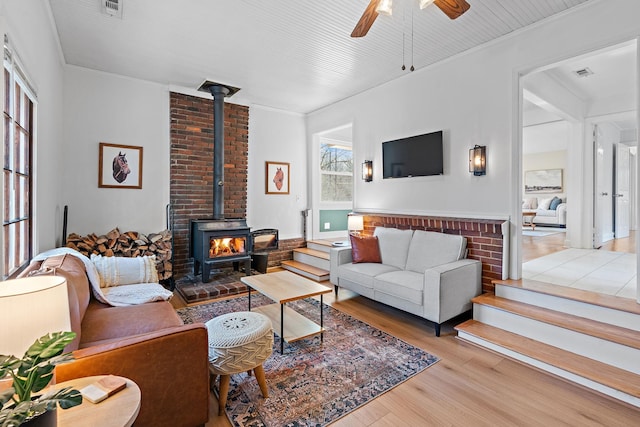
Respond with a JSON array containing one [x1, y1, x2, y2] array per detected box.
[[90, 254, 159, 288]]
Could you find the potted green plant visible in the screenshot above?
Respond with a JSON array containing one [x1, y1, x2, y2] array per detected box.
[[0, 332, 82, 427]]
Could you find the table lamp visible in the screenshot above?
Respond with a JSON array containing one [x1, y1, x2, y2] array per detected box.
[[348, 215, 364, 235], [0, 276, 71, 357]]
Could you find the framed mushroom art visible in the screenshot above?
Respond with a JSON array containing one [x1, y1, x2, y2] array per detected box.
[[265, 161, 290, 195], [98, 142, 143, 189]]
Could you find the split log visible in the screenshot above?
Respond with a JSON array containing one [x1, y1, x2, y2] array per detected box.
[[65, 227, 173, 283]]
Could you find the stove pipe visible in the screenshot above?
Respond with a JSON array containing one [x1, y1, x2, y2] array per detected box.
[[207, 85, 229, 220]]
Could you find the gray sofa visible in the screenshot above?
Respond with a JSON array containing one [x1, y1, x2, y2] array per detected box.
[[330, 227, 482, 336]]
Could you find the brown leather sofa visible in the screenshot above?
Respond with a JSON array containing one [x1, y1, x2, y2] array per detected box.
[[19, 253, 209, 427]]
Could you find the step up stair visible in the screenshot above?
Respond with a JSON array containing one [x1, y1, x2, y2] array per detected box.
[[281, 260, 329, 282], [456, 279, 640, 408], [456, 320, 640, 406], [306, 240, 335, 253], [292, 247, 330, 270]]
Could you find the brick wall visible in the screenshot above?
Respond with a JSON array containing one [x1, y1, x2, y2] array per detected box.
[[266, 238, 306, 267], [362, 213, 506, 293], [170, 92, 249, 277]]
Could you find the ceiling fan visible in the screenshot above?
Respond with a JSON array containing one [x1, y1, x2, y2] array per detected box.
[[351, 0, 470, 38]]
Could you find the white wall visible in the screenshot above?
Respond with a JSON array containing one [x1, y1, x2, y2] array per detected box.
[[0, 1, 65, 255], [307, 0, 640, 278], [247, 106, 307, 239], [62, 66, 170, 235]]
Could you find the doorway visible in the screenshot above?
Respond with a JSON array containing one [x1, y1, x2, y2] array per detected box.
[[519, 40, 638, 300]]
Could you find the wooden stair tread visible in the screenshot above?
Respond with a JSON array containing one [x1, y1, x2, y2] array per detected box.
[[281, 260, 329, 277], [456, 319, 640, 398], [307, 239, 337, 248], [473, 293, 640, 350], [494, 279, 640, 315], [294, 247, 330, 260]]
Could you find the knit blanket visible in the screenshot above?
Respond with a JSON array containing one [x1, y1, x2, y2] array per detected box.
[[32, 247, 173, 306]]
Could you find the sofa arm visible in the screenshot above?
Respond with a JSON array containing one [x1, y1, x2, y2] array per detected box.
[[55, 324, 209, 427], [330, 246, 353, 285], [557, 203, 567, 225], [423, 259, 482, 324]]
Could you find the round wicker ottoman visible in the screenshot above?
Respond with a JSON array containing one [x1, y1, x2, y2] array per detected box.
[[205, 311, 273, 415]]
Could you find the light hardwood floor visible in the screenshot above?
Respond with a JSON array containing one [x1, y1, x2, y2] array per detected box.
[[522, 229, 636, 263], [172, 287, 640, 426]]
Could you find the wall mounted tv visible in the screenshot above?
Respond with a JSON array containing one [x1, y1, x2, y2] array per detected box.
[[382, 130, 443, 179]]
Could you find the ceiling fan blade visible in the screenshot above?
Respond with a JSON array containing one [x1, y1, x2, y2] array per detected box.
[[434, 0, 470, 20], [351, 0, 381, 38]]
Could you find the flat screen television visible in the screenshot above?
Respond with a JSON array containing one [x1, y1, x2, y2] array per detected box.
[[382, 130, 443, 179]]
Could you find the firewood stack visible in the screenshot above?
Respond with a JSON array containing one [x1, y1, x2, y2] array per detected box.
[[66, 228, 173, 282]]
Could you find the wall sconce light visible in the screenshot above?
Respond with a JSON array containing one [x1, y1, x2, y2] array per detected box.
[[347, 214, 364, 235], [376, 0, 393, 15], [469, 145, 486, 176], [362, 160, 373, 182]]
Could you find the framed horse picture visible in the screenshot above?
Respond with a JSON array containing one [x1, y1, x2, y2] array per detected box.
[[98, 142, 143, 189], [265, 161, 290, 195]]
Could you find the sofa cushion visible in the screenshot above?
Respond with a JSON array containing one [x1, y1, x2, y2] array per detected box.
[[349, 234, 382, 263], [535, 209, 557, 217], [373, 270, 424, 304], [338, 263, 400, 289], [405, 230, 466, 273], [79, 300, 183, 347], [373, 227, 414, 269], [538, 197, 554, 210], [549, 197, 562, 210], [522, 197, 538, 209], [91, 254, 159, 288]]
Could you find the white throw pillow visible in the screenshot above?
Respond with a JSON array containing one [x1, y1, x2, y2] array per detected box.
[[522, 197, 538, 209], [538, 197, 553, 210], [91, 254, 159, 288]]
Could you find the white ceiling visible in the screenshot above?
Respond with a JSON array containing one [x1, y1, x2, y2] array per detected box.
[[49, 0, 592, 113], [523, 41, 638, 154]]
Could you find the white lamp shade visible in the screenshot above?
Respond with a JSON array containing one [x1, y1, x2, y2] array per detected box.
[[347, 215, 364, 232], [0, 276, 71, 357]]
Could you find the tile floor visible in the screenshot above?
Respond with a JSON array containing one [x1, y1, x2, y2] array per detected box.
[[523, 248, 637, 299]]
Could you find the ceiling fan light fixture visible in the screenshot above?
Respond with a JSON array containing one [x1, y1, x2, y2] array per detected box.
[[376, 0, 393, 16], [419, 0, 435, 10]]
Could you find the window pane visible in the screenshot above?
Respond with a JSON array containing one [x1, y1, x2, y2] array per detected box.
[[321, 174, 353, 202], [3, 69, 9, 114], [3, 115, 10, 169], [3, 170, 9, 222], [320, 143, 352, 173], [20, 219, 29, 265], [18, 174, 28, 218], [15, 127, 28, 174], [3, 224, 10, 274]]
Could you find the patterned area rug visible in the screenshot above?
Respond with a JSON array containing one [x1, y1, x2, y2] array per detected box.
[[177, 295, 439, 426]]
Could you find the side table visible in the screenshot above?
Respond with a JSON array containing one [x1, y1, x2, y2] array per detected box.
[[54, 375, 140, 427]]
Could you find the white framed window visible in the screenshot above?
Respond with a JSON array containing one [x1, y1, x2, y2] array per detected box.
[[320, 140, 352, 202], [3, 36, 35, 278]]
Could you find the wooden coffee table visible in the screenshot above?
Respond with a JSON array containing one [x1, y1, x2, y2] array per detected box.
[[241, 271, 332, 353]]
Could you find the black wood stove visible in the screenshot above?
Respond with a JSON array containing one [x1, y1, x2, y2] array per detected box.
[[190, 218, 251, 283], [188, 81, 252, 283]]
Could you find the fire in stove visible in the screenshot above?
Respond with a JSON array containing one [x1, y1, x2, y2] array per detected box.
[[209, 237, 246, 258]]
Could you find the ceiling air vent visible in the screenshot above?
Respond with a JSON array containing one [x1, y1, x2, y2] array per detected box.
[[101, 0, 123, 18], [573, 67, 594, 78]]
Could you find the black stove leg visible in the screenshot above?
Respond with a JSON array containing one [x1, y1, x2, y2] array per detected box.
[[202, 263, 211, 283]]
